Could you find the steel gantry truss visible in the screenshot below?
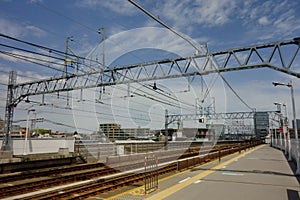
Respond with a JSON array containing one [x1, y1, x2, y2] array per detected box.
[[165, 111, 279, 123], [166, 111, 257, 122], [2, 37, 300, 150], [165, 111, 281, 139], [165, 111, 281, 125]]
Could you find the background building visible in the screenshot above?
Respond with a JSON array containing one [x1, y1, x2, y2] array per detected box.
[[254, 112, 269, 139]]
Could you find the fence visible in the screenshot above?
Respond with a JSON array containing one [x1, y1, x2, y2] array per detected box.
[[144, 155, 158, 194], [272, 138, 299, 163]]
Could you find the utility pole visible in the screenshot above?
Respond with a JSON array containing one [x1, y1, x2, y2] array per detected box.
[[164, 109, 168, 136], [64, 36, 73, 107], [98, 27, 106, 68], [64, 36, 73, 76]]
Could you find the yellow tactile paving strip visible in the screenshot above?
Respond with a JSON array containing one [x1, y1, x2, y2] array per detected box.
[[107, 145, 264, 200]]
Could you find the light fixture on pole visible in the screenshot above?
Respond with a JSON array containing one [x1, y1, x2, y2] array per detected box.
[[273, 81, 300, 174], [23, 108, 35, 155]]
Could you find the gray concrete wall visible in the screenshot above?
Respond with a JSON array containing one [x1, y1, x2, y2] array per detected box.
[[0, 138, 75, 155]]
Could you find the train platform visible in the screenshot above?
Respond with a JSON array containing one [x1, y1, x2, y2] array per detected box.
[[107, 145, 300, 200]]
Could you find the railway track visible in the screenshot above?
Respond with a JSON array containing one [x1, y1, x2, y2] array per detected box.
[[0, 162, 106, 184], [23, 164, 177, 200], [0, 141, 260, 199]]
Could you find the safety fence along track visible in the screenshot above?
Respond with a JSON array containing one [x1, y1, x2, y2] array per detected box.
[[0, 141, 261, 199]]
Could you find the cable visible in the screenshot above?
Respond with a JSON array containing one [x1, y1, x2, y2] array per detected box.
[[27, 100, 163, 124], [0, 43, 67, 63], [0, 31, 199, 123], [0, 33, 102, 66], [35, 2, 96, 33], [0, 50, 65, 68], [3, 46, 196, 112], [0, 50, 67, 74], [1, 33, 82, 61], [127, 0, 255, 112], [1, 21, 198, 110], [43, 119, 94, 132], [33, 1, 153, 68], [129, 85, 195, 111], [220, 75, 254, 111], [128, 0, 201, 53], [27, 93, 165, 119]]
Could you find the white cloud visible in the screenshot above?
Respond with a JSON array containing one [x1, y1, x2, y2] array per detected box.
[[153, 0, 237, 29], [0, 18, 23, 38], [0, 18, 46, 38], [258, 16, 270, 26], [25, 25, 46, 37], [238, 0, 300, 40], [76, 0, 137, 16], [29, 0, 43, 3]]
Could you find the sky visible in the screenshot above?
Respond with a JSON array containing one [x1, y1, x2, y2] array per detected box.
[[0, 0, 300, 134]]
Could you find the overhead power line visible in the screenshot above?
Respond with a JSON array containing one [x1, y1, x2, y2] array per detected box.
[[0, 33, 101, 66], [0, 36, 197, 111], [127, 0, 254, 111], [128, 0, 201, 54]]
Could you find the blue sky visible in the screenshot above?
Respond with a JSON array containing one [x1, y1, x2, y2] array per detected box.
[[0, 0, 300, 133]]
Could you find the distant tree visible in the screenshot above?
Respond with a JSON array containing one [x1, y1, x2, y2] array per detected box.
[[34, 128, 51, 135]]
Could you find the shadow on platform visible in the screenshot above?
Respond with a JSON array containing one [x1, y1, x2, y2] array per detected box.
[[287, 189, 300, 200], [191, 167, 299, 179]]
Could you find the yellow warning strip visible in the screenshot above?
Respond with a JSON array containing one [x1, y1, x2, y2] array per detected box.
[[107, 145, 264, 200], [146, 145, 264, 200]]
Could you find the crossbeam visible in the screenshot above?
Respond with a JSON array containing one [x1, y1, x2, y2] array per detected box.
[[11, 37, 300, 105], [166, 111, 280, 124]]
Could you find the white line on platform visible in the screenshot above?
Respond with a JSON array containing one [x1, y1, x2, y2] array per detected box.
[[179, 177, 191, 183], [193, 180, 203, 184], [222, 172, 244, 176], [247, 157, 259, 160]]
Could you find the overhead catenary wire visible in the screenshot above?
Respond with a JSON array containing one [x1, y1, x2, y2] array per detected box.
[[128, 0, 201, 53], [0, 50, 67, 74], [24, 100, 164, 124], [0, 50, 66, 68], [0, 37, 197, 112], [33, 1, 158, 69], [1, 4, 201, 111], [0, 20, 203, 129], [26, 92, 166, 119], [0, 33, 102, 66], [127, 0, 254, 111]]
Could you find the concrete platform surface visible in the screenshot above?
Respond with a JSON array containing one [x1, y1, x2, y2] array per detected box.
[[108, 145, 300, 200]]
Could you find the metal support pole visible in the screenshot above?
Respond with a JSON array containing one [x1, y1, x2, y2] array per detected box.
[[23, 109, 35, 155], [283, 103, 292, 161], [270, 122, 273, 147], [290, 81, 300, 174], [164, 109, 169, 150], [23, 111, 30, 155], [1, 71, 17, 152], [282, 104, 288, 156]]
